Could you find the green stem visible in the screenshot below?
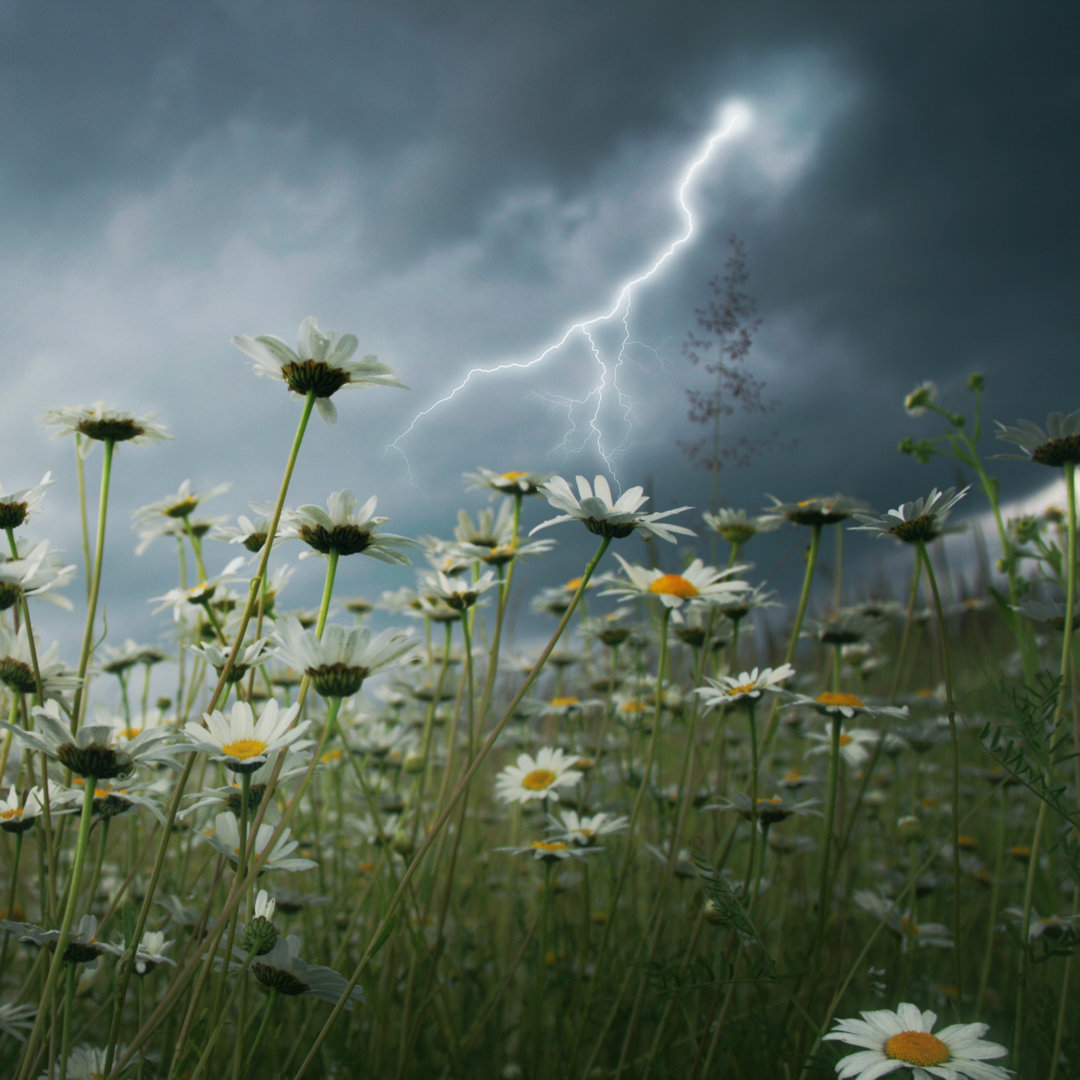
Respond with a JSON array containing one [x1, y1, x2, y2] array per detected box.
[[917, 539, 963, 1004], [72, 439, 115, 731], [16, 774, 98, 1080], [762, 523, 822, 762]]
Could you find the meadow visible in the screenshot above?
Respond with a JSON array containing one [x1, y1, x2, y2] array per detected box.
[[0, 320, 1077, 1080]]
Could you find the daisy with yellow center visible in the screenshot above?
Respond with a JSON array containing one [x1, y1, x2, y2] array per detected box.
[[824, 1002, 1008, 1079], [603, 554, 750, 619], [464, 467, 550, 495], [779, 687, 908, 722], [496, 837, 596, 861], [804, 725, 880, 768], [184, 700, 309, 775], [495, 747, 583, 805], [696, 664, 796, 709]]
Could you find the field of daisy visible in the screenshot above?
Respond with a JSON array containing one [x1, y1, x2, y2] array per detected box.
[[0, 318, 1077, 1080]]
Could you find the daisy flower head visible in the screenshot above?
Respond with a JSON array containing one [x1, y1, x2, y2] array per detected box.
[[132, 478, 231, 528], [201, 811, 316, 874], [150, 555, 247, 622], [765, 493, 868, 528], [0, 471, 53, 530], [184, 699, 307, 774], [0, 540, 76, 611], [498, 838, 595, 862], [213, 501, 277, 553], [419, 568, 499, 611], [546, 808, 629, 846], [696, 664, 796, 709], [281, 490, 418, 564], [850, 487, 970, 545], [531, 475, 695, 544], [995, 407, 1080, 467], [0, 1001, 35, 1041], [1, 781, 76, 834], [824, 1001, 1009, 1079], [701, 507, 781, 547], [0, 624, 81, 697], [804, 725, 880, 768], [464, 467, 550, 496], [187, 637, 276, 684], [273, 616, 415, 698], [232, 315, 407, 424], [38, 1045, 130, 1080], [495, 746, 583, 805], [249, 934, 364, 1007], [124, 929, 176, 975], [41, 402, 171, 457], [2, 699, 180, 779], [603, 554, 750, 618], [10, 913, 122, 967], [781, 688, 908, 723]]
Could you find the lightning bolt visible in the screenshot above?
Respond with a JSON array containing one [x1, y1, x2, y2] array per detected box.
[[386, 100, 752, 485]]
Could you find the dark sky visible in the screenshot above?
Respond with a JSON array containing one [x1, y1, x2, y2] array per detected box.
[[1, 0, 1076, 658]]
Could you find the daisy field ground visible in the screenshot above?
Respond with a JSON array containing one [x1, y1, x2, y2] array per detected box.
[[0, 322, 1077, 1080]]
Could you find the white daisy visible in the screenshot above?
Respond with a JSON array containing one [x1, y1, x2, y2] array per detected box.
[[602, 554, 750, 618], [464, 467, 550, 496], [248, 934, 364, 1007], [0, 471, 53, 530], [804, 725, 880, 769], [850, 487, 970, 545], [495, 747, 583, 805], [701, 507, 781, 546], [545, 808, 629, 846], [498, 838, 596, 862], [132, 478, 232, 526], [232, 315, 407, 424], [696, 664, 796, 709], [1, 699, 180, 779], [280, 490, 418, 564], [41, 402, 171, 457], [418, 569, 500, 611], [273, 616, 415, 698], [184, 699, 307, 775], [201, 811, 316, 874], [187, 637, 276, 683], [764, 493, 868, 528], [995, 407, 1080, 467], [531, 474, 695, 544], [823, 1002, 1009, 1079], [0, 624, 81, 697], [0, 540, 76, 611]]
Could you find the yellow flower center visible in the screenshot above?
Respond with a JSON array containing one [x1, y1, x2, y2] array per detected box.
[[564, 577, 584, 591], [838, 734, 853, 746], [222, 738, 268, 761], [522, 769, 556, 791], [883, 1030, 950, 1066], [648, 574, 699, 599], [727, 682, 757, 696], [500, 471, 528, 481], [757, 796, 782, 805], [815, 691, 865, 708], [531, 840, 567, 853], [550, 696, 579, 707], [0, 807, 22, 820]]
